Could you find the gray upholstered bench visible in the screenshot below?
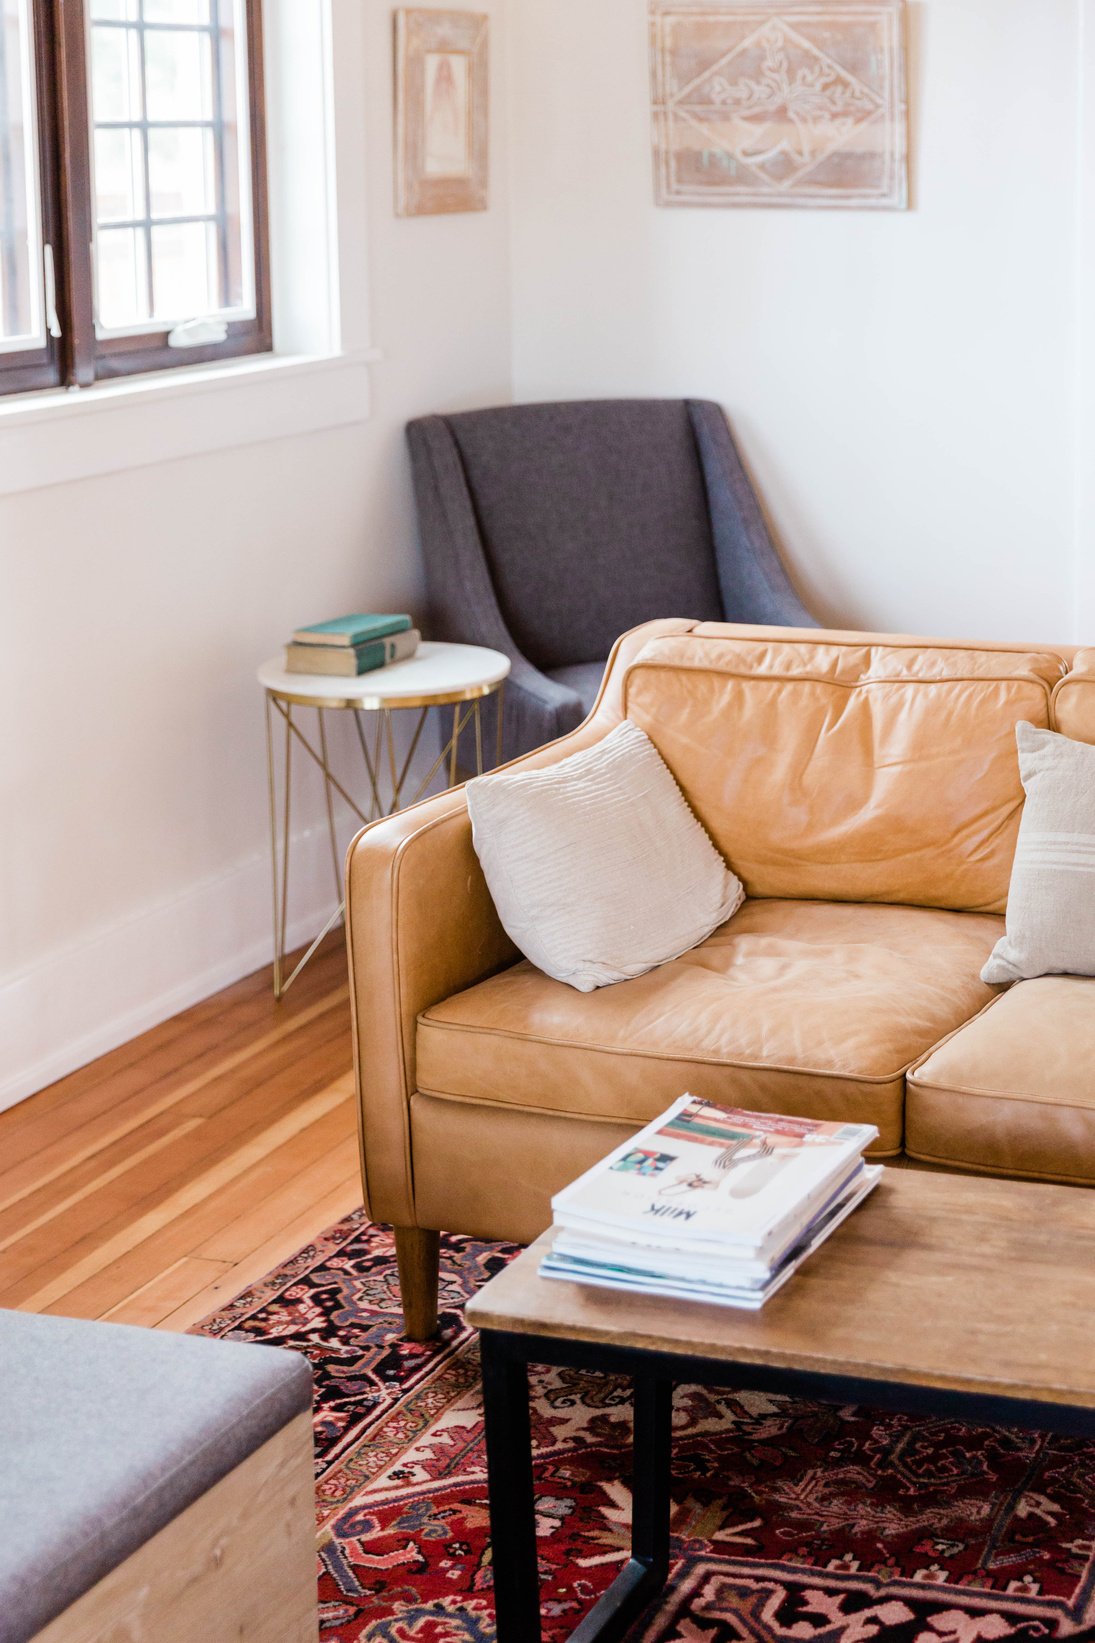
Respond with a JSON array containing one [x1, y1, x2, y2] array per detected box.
[[0, 1311, 317, 1643]]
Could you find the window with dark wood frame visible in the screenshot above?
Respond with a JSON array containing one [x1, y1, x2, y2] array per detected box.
[[0, 0, 269, 398]]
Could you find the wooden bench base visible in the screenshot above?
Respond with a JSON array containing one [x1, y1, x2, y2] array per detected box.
[[34, 1413, 317, 1643]]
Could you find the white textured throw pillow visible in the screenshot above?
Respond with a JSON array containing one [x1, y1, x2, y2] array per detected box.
[[982, 721, 1095, 983], [466, 719, 744, 992]]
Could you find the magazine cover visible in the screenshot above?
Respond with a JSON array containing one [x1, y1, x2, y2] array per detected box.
[[551, 1096, 878, 1254]]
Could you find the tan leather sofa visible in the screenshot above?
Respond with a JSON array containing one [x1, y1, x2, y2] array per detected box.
[[346, 621, 1095, 1336]]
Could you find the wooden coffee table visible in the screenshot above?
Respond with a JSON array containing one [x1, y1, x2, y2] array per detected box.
[[465, 1168, 1095, 1643]]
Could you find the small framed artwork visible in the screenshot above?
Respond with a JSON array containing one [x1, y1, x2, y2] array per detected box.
[[395, 9, 489, 217], [650, 0, 907, 210]]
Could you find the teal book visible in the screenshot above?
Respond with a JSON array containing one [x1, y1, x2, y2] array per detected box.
[[284, 629, 420, 677], [291, 613, 412, 648]]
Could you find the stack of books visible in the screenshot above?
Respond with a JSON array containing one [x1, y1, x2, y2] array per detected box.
[[285, 614, 420, 677], [541, 1096, 881, 1310]]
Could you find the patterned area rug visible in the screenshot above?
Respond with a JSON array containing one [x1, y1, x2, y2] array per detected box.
[[192, 1213, 1095, 1642]]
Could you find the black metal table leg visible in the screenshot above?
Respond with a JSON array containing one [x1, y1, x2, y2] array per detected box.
[[632, 1374, 673, 1585], [481, 1333, 674, 1643], [480, 1331, 543, 1643], [567, 1372, 673, 1643]]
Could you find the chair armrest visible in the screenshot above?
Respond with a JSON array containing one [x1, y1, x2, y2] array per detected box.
[[345, 788, 516, 1225], [409, 414, 588, 758], [344, 617, 696, 1225], [407, 414, 519, 656], [687, 399, 820, 628], [496, 652, 589, 761]]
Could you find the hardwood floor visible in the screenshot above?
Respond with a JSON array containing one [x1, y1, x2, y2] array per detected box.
[[0, 935, 362, 1332]]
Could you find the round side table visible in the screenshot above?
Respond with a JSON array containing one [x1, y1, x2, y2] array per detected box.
[[258, 641, 510, 998]]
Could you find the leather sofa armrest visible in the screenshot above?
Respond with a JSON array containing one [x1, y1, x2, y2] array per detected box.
[[344, 617, 697, 1226]]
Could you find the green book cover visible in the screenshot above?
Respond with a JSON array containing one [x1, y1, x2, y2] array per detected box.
[[336, 638, 391, 675], [284, 629, 420, 676], [291, 613, 412, 648]]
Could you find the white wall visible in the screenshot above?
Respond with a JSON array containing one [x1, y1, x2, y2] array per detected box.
[[0, 0, 511, 1108], [505, 0, 1081, 642]]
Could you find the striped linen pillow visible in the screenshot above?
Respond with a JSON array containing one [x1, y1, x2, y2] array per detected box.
[[982, 721, 1095, 983], [466, 719, 744, 992]]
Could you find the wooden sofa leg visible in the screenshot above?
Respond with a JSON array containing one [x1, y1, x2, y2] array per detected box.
[[394, 1226, 441, 1340]]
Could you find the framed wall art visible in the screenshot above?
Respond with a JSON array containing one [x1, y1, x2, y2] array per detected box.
[[650, 0, 907, 209], [395, 9, 489, 216]]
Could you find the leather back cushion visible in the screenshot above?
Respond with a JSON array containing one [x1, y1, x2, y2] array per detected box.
[[623, 634, 1065, 912], [444, 402, 723, 671], [1053, 649, 1095, 744]]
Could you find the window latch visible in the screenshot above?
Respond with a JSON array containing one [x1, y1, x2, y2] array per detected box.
[[43, 244, 62, 338], [167, 317, 229, 349]]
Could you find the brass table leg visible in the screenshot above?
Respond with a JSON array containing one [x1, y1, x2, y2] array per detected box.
[[265, 686, 503, 999], [264, 692, 284, 1001], [318, 708, 342, 904]]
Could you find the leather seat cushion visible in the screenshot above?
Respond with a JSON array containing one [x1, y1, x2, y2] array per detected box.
[[417, 898, 1005, 1155], [907, 977, 1095, 1185]]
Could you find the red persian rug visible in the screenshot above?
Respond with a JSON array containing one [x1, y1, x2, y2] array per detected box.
[[192, 1212, 1095, 1643]]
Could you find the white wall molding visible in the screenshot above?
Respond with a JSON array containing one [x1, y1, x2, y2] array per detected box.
[[0, 351, 379, 497], [0, 821, 344, 1115]]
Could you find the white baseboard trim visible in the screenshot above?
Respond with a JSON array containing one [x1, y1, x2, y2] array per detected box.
[[0, 822, 346, 1116]]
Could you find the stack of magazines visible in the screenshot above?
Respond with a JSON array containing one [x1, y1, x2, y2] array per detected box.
[[541, 1096, 881, 1310]]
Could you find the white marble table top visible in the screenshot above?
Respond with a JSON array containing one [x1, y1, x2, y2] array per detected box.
[[258, 641, 511, 709]]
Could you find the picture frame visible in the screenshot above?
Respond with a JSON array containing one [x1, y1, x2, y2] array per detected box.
[[650, 0, 908, 210], [394, 8, 490, 217]]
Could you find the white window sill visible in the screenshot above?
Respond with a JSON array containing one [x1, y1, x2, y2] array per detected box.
[[0, 347, 380, 497]]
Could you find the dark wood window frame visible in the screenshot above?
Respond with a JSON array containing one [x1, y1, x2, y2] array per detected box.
[[0, 0, 64, 393], [1, 0, 270, 398]]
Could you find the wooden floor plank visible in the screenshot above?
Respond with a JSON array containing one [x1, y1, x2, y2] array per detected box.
[[0, 1027, 351, 1295], [0, 934, 360, 1326], [0, 987, 347, 1208], [13, 1079, 352, 1314], [23, 1088, 360, 1318], [101, 1256, 233, 1328], [158, 1172, 365, 1333], [0, 1114, 204, 1255], [195, 1133, 362, 1263]]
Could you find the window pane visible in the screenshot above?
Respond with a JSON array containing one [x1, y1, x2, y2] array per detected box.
[[143, 28, 213, 123], [143, 0, 210, 22], [147, 125, 214, 218], [91, 23, 143, 122], [150, 219, 215, 318], [94, 126, 145, 222], [90, 0, 139, 20], [0, 0, 44, 349], [97, 225, 150, 326], [88, 0, 256, 334]]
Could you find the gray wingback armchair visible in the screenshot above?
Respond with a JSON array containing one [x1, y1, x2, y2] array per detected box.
[[407, 398, 818, 761]]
